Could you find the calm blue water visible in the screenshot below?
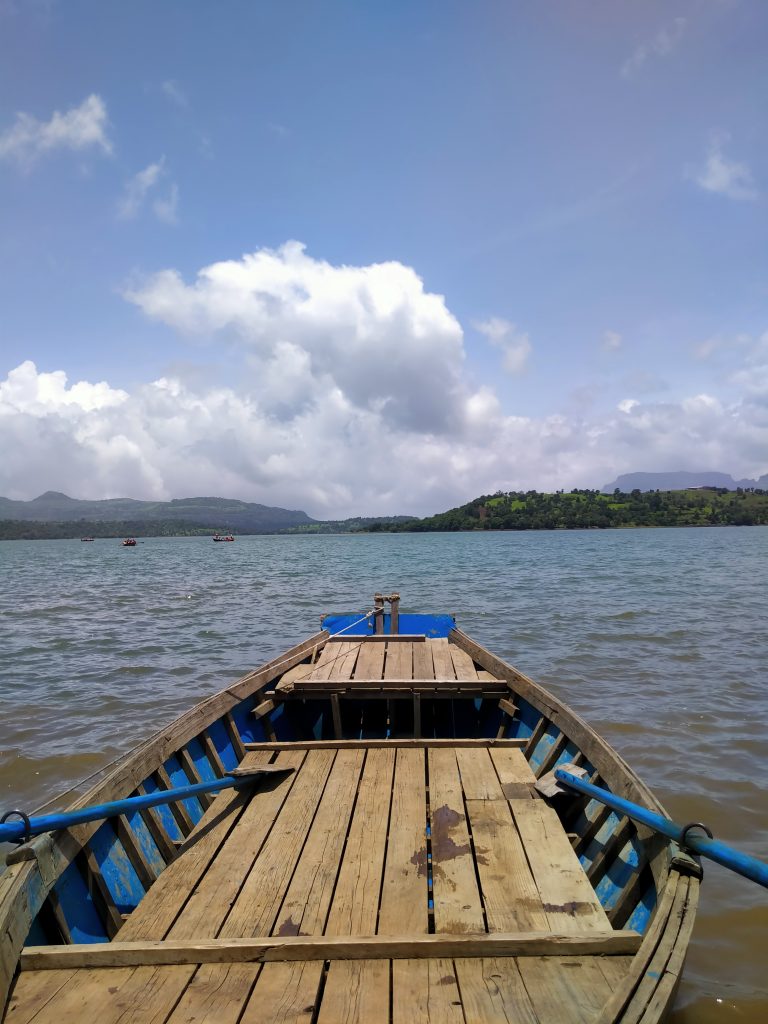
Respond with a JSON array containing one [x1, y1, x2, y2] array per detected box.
[[1, 528, 766, 1021]]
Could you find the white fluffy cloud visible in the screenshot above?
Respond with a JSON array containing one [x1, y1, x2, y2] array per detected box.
[[0, 94, 112, 166], [2, 246, 767, 514], [694, 138, 758, 201]]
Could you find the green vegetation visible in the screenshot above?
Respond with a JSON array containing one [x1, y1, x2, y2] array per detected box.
[[0, 519, 221, 540], [3, 488, 767, 540], [370, 487, 768, 532]]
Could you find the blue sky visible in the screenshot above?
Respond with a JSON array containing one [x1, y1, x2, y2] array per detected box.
[[1, 0, 766, 516]]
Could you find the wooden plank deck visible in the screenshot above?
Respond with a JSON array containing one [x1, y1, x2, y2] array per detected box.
[[7, 742, 633, 1024], [273, 637, 508, 697]]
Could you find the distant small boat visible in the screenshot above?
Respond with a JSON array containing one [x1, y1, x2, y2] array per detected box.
[[212, 534, 235, 542], [80, 537, 94, 542], [122, 538, 137, 547]]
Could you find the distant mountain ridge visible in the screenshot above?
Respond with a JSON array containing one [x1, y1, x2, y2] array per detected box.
[[0, 492, 315, 533], [601, 471, 768, 493]]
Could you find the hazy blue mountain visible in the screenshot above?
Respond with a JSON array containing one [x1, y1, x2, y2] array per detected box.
[[0, 492, 315, 532], [601, 472, 768, 493]]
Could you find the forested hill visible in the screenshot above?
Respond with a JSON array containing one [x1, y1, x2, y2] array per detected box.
[[374, 488, 768, 532]]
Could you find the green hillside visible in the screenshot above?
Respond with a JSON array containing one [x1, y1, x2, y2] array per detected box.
[[372, 487, 768, 532]]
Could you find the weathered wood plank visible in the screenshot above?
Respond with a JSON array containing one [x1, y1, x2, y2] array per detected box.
[[245, 739, 528, 751], [384, 640, 413, 681], [456, 747, 506, 801], [412, 641, 434, 680], [449, 645, 478, 680], [392, 959, 464, 1023], [327, 640, 359, 680], [20, 932, 642, 970], [509, 799, 611, 934], [272, 749, 365, 938], [464, 798, 549, 932], [244, 961, 324, 1023], [222, 750, 336, 938], [119, 751, 282, 942], [325, 748, 396, 936], [517, 955, 622, 1024], [309, 643, 343, 681], [489, 747, 536, 798], [377, 749, 429, 935], [454, 957, 539, 1023], [430, 638, 456, 681], [427, 748, 484, 934], [353, 640, 385, 681], [317, 959, 389, 1024]]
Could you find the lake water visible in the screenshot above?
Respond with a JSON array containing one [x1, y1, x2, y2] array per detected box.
[[0, 527, 766, 1021]]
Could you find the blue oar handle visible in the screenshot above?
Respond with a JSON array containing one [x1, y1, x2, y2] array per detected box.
[[554, 768, 768, 890], [0, 769, 282, 845]]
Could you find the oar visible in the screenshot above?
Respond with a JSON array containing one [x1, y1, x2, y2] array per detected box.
[[549, 766, 768, 889], [0, 766, 292, 845]]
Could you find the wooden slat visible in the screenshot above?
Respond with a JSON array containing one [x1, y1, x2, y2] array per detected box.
[[20, 931, 642, 970], [118, 751, 281, 941], [353, 640, 385, 681], [309, 644, 343, 681], [427, 748, 484, 934], [320, 746, 396, 1024], [325, 749, 395, 936], [286, 675, 499, 692], [155, 765, 194, 836], [176, 747, 212, 811], [221, 750, 336, 938], [244, 961, 324, 1023], [517, 955, 622, 1024], [384, 640, 413, 680], [317, 959, 389, 1024], [430, 638, 456, 681], [412, 640, 434, 680], [201, 730, 227, 777], [377, 749, 428, 935], [166, 962, 265, 1024], [272, 749, 365, 938], [454, 957, 539, 1023], [392, 959, 463, 1023], [114, 815, 157, 892], [449, 645, 478, 680], [245, 739, 528, 751], [331, 693, 343, 739], [489, 747, 536, 797], [455, 747, 506, 800], [510, 799, 611, 934], [322, 640, 358, 681]]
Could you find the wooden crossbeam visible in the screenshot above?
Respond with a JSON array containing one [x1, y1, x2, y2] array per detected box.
[[244, 739, 529, 751], [326, 635, 427, 643], [20, 930, 642, 971]]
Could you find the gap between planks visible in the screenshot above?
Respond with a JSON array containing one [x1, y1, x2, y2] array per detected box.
[[20, 930, 642, 970]]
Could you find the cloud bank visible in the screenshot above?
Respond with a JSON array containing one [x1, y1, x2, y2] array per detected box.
[[2, 245, 767, 516]]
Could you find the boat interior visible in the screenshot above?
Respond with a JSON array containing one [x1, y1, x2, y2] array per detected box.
[[0, 601, 699, 1024]]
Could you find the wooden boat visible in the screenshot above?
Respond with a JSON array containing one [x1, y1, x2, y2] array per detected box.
[[0, 594, 699, 1023]]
